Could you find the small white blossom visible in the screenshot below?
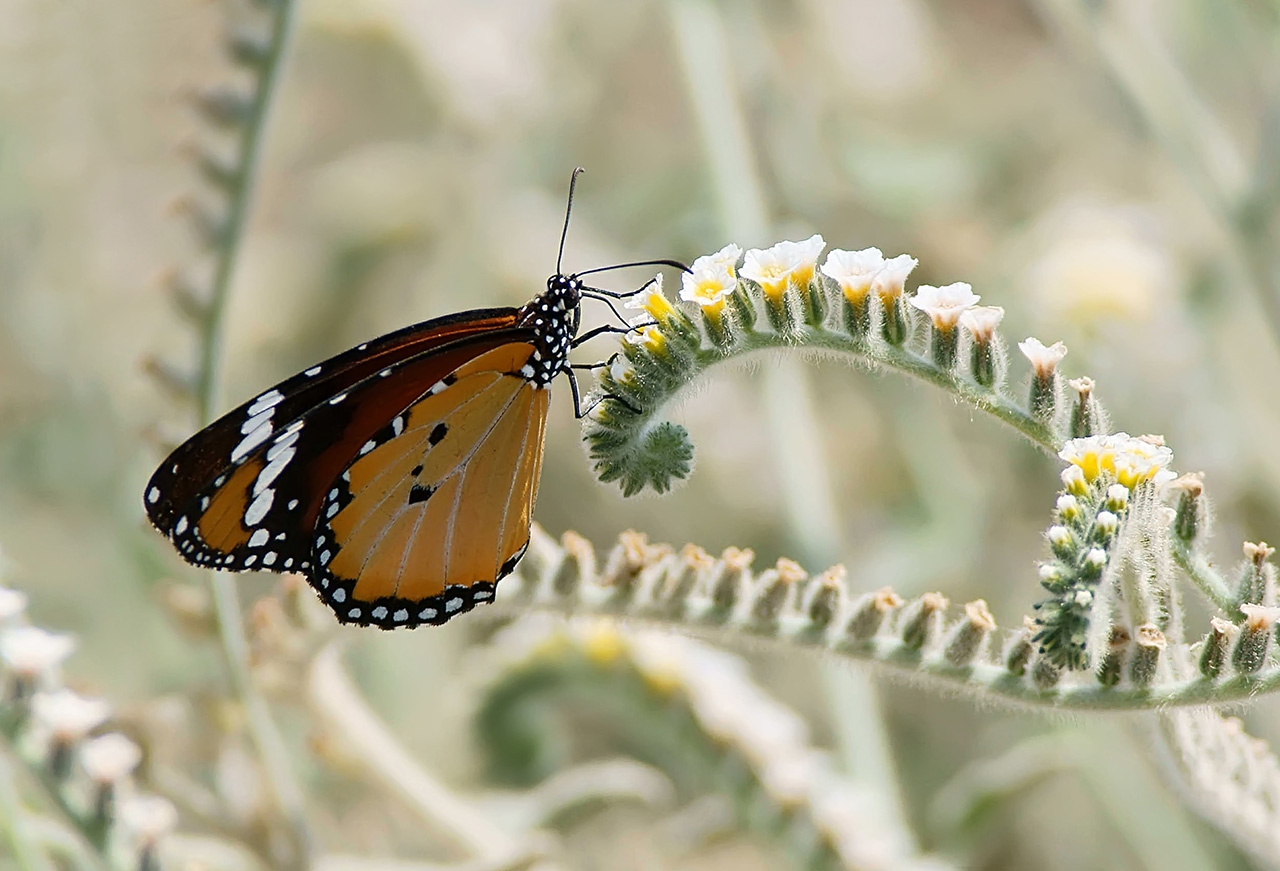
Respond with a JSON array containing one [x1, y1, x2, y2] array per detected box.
[[0, 627, 75, 680], [909, 282, 980, 330], [820, 247, 884, 303], [32, 690, 110, 741], [1240, 603, 1280, 632], [1038, 564, 1062, 583], [1018, 337, 1068, 378], [1094, 511, 1119, 536], [81, 733, 142, 783], [623, 274, 679, 324], [1059, 432, 1175, 489], [869, 254, 918, 301], [959, 305, 1005, 342], [1106, 484, 1130, 510], [1056, 494, 1081, 518], [608, 356, 635, 386], [690, 242, 742, 276], [1085, 548, 1107, 569], [1061, 464, 1087, 494], [1073, 590, 1093, 607], [0, 587, 26, 623], [742, 235, 826, 300], [118, 795, 178, 843], [624, 320, 667, 354], [680, 252, 739, 311], [1047, 526, 1072, 547]]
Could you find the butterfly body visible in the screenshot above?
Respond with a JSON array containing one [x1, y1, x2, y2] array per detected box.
[[145, 275, 585, 629]]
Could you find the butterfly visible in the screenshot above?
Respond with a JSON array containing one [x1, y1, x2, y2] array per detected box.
[[144, 169, 686, 629]]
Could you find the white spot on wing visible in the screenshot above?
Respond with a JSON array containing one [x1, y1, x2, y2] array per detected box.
[[248, 528, 269, 548], [147, 487, 160, 504], [247, 389, 284, 416], [371, 606, 388, 620], [254, 447, 294, 496], [174, 516, 188, 535], [231, 421, 273, 463], [359, 440, 376, 455], [304, 365, 322, 377], [332, 588, 346, 603], [445, 597, 463, 613], [245, 489, 274, 526]]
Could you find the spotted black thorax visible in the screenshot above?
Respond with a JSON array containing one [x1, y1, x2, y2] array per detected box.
[[516, 273, 582, 388]]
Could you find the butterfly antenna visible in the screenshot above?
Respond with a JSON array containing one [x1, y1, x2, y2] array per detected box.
[[557, 167, 585, 276]]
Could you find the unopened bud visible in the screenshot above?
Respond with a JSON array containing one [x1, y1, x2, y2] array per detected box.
[[1199, 617, 1236, 679], [943, 600, 996, 666], [1129, 624, 1166, 687]]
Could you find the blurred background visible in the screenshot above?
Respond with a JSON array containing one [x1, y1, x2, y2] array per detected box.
[[2, 0, 1279, 868]]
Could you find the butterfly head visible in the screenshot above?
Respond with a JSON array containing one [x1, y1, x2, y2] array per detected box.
[[545, 273, 584, 310]]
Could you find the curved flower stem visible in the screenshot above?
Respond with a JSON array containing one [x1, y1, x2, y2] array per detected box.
[[196, 0, 299, 423], [187, 0, 309, 859], [492, 527, 1280, 711], [678, 328, 1058, 451], [1171, 538, 1235, 613]]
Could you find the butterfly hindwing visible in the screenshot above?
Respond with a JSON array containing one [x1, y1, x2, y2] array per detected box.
[[311, 342, 550, 628], [144, 307, 521, 534], [153, 326, 534, 575]]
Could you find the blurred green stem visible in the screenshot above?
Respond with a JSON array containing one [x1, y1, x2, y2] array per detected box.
[[190, 0, 310, 862], [308, 645, 527, 865], [0, 738, 104, 871], [667, 0, 916, 849], [0, 750, 54, 871]]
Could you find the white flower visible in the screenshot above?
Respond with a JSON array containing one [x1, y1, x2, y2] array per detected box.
[[869, 253, 918, 301], [0, 627, 75, 679], [1058, 432, 1175, 489], [680, 248, 739, 311], [959, 305, 1005, 342], [1240, 603, 1280, 632], [625, 320, 667, 354], [32, 690, 110, 741], [1018, 337, 1068, 377], [819, 247, 883, 303], [909, 282, 980, 330], [81, 733, 142, 783], [742, 235, 826, 301], [0, 587, 26, 623], [608, 356, 635, 386], [622, 274, 679, 325], [690, 242, 742, 277], [118, 795, 178, 843]]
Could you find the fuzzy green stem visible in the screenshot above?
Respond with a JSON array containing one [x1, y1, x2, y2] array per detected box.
[[187, 0, 310, 860], [1171, 538, 1235, 612]]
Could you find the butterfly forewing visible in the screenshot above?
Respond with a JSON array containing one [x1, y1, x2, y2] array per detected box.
[[150, 324, 532, 575], [143, 308, 520, 533], [312, 342, 550, 628]]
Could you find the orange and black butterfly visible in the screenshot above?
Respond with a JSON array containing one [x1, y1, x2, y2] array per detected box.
[[144, 170, 685, 628]]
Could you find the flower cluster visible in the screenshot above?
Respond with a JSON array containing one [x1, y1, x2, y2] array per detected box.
[[0, 585, 178, 869], [1058, 432, 1176, 491], [1032, 435, 1176, 671], [585, 235, 1084, 498]]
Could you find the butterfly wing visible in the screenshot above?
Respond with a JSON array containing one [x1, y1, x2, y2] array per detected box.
[[144, 307, 520, 534], [146, 313, 530, 575], [311, 342, 550, 628]]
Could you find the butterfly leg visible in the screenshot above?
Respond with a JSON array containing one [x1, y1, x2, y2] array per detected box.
[[571, 324, 634, 349], [564, 365, 640, 417]]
